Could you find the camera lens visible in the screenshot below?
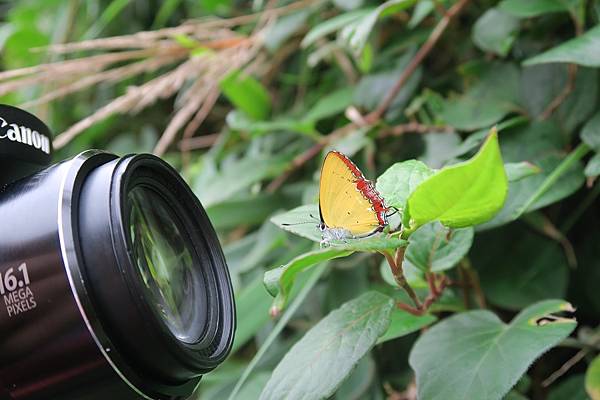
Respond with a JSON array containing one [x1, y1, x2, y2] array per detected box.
[[128, 186, 207, 344], [0, 149, 235, 400]]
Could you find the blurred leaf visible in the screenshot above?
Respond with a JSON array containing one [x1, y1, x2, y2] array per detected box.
[[237, 372, 272, 400], [519, 65, 598, 132], [505, 162, 542, 182], [265, 10, 311, 52], [524, 25, 600, 67], [581, 111, 600, 151], [548, 374, 590, 400], [339, 0, 417, 55], [408, 0, 434, 29], [206, 192, 290, 230], [304, 87, 354, 122], [481, 154, 585, 229], [259, 292, 394, 400], [236, 222, 287, 273], [3, 27, 49, 68], [472, 8, 520, 57], [334, 0, 365, 11], [585, 154, 600, 177], [376, 160, 434, 217], [226, 111, 318, 137], [201, 0, 232, 14], [499, 0, 568, 17], [441, 63, 520, 130], [302, 9, 371, 48], [220, 70, 272, 120], [587, 356, 600, 400], [377, 309, 436, 343], [410, 300, 577, 400], [354, 50, 422, 120], [473, 222, 570, 310], [407, 129, 508, 229], [419, 131, 462, 169], [232, 277, 273, 353], [404, 222, 474, 272], [195, 153, 290, 207]]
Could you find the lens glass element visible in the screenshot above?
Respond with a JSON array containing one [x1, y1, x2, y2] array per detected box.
[[128, 186, 206, 343]]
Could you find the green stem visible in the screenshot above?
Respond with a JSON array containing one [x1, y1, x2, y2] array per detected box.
[[516, 142, 591, 218], [225, 264, 326, 400]]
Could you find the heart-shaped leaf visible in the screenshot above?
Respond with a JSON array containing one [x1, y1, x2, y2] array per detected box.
[[409, 300, 577, 400]]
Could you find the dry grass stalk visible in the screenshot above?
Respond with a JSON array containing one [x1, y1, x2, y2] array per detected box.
[[2, 0, 318, 153]]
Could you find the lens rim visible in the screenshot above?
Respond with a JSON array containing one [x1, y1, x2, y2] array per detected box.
[[59, 151, 235, 400]]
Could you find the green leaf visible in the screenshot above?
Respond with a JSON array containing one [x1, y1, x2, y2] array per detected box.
[[271, 205, 407, 250], [472, 8, 520, 57], [354, 50, 422, 120], [505, 162, 542, 182], [408, 0, 434, 29], [587, 356, 600, 400], [409, 300, 577, 400], [407, 129, 508, 229], [339, 0, 417, 55], [377, 309, 437, 344], [259, 292, 394, 400], [404, 222, 474, 272], [228, 265, 327, 400], [271, 204, 321, 242], [301, 9, 371, 48], [480, 154, 585, 229], [585, 153, 600, 177], [581, 111, 600, 151], [264, 247, 352, 312], [232, 277, 273, 352], [519, 65, 598, 132], [264, 10, 311, 52], [376, 160, 434, 216], [548, 374, 589, 400], [473, 226, 569, 310], [498, 0, 568, 17], [226, 111, 318, 137], [441, 63, 520, 130], [335, 355, 375, 400], [304, 87, 355, 122], [524, 25, 600, 67], [220, 70, 271, 120]]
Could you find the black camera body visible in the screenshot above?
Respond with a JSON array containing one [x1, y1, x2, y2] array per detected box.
[[0, 105, 235, 400]]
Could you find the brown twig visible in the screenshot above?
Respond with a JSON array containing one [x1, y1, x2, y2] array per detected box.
[[541, 348, 588, 387], [540, 64, 577, 120], [380, 122, 455, 137], [364, 0, 471, 123], [178, 133, 221, 151], [460, 258, 486, 309]]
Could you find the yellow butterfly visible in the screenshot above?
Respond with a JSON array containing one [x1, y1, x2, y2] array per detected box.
[[319, 151, 389, 244]]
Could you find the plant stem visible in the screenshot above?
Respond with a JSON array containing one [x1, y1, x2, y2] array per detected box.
[[382, 248, 421, 308], [460, 258, 486, 309], [516, 142, 591, 218]]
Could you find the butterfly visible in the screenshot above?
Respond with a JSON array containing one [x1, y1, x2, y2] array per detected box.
[[318, 150, 390, 244]]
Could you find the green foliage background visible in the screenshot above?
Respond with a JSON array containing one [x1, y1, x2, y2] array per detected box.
[[1, 0, 600, 399]]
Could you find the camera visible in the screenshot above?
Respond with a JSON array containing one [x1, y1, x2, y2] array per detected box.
[[0, 105, 235, 400]]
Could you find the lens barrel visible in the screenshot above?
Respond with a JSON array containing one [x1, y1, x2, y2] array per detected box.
[[0, 151, 235, 400]]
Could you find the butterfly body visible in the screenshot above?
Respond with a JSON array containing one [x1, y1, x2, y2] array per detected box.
[[318, 150, 389, 244]]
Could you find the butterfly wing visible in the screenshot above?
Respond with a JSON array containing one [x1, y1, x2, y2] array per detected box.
[[319, 151, 381, 236]]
